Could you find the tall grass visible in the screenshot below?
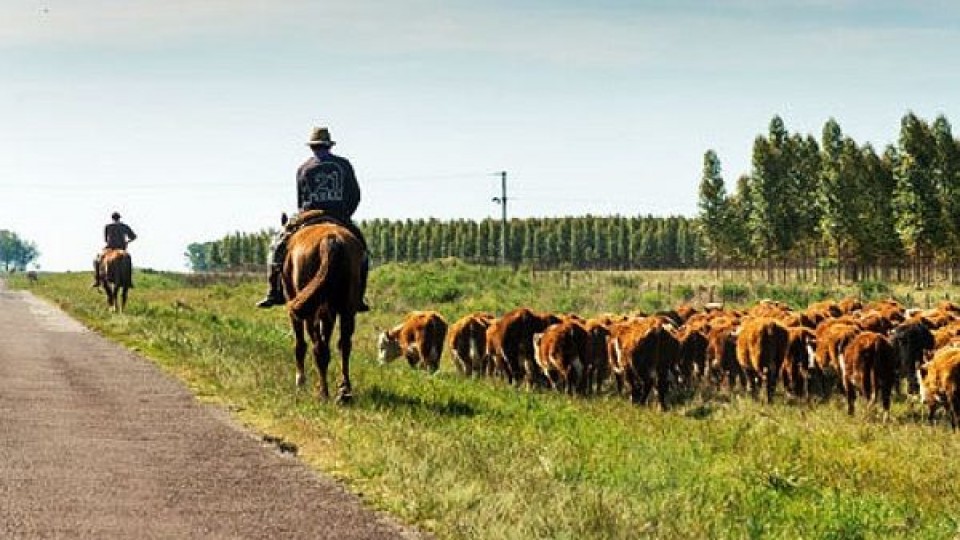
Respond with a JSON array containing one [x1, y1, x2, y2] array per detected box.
[[10, 262, 960, 539]]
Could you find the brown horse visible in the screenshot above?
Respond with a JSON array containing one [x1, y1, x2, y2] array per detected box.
[[98, 249, 132, 313], [283, 221, 365, 402]]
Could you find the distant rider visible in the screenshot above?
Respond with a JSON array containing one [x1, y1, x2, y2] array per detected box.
[[93, 211, 137, 287], [256, 126, 370, 311]]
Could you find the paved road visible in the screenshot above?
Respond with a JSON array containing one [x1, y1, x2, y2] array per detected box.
[[0, 282, 421, 539]]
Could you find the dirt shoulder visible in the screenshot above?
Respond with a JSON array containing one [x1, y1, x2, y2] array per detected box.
[[0, 281, 423, 539]]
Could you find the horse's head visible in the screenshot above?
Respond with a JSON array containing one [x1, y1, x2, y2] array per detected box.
[[377, 330, 402, 364]]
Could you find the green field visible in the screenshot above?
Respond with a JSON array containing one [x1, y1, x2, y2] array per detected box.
[[10, 262, 960, 539]]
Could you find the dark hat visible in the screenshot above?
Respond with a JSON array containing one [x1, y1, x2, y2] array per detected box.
[[111, 211, 121, 220], [306, 126, 336, 147]]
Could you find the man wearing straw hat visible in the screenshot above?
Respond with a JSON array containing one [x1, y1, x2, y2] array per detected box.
[[256, 126, 370, 311]]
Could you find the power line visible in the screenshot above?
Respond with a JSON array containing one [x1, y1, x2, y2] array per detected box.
[[365, 172, 493, 184]]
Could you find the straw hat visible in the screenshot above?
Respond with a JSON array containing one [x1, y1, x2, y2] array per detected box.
[[306, 127, 336, 147]]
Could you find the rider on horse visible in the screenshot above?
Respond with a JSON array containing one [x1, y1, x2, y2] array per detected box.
[[93, 211, 136, 287], [256, 126, 370, 311]]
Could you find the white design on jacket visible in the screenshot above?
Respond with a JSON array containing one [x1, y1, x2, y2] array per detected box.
[[304, 162, 345, 207]]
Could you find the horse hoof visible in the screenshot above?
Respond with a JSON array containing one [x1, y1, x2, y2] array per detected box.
[[335, 391, 353, 405]]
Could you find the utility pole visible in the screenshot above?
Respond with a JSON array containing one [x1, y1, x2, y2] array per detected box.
[[491, 171, 508, 265]]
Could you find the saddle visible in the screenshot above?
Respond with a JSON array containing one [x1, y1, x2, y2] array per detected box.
[[284, 210, 366, 249], [283, 209, 345, 232]]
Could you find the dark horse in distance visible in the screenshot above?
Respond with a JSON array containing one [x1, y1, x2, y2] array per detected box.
[[283, 218, 365, 403], [97, 249, 133, 313]]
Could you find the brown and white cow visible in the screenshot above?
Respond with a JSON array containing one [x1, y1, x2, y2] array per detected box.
[[484, 307, 560, 386], [812, 321, 862, 397], [447, 313, 494, 377], [838, 331, 897, 417], [377, 311, 448, 372], [781, 326, 816, 398], [583, 317, 613, 393], [532, 321, 590, 394], [676, 325, 709, 389], [736, 317, 789, 403], [918, 347, 960, 430], [706, 320, 743, 390], [608, 318, 679, 409]]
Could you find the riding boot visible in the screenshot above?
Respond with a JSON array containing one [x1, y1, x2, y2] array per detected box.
[[256, 264, 285, 308], [357, 255, 371, 312], [256, 230, 289, 308], [91, 255, 101, 288]]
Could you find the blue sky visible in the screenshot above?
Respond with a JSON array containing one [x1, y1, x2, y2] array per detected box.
[[2, 1, 959, 271]]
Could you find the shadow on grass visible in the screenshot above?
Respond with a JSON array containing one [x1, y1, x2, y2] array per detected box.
[[684, 404, 715, 420], [364, 386, 479, 418]]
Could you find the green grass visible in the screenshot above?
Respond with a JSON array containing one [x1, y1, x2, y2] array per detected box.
[[9, 262, 960, 539]]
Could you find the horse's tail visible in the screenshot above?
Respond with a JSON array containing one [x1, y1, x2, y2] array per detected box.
[[288, 236, 341, 320]]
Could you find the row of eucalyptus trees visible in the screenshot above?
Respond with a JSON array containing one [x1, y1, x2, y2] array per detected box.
[[184, 216, 706, 271], [361, 215, 704, 269], [184, 216, 707, 271], [698, 113, 960, 284]]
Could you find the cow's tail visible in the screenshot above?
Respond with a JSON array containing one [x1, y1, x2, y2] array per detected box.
[[288, 237, 340, 319], [611, 337, 624, 374]]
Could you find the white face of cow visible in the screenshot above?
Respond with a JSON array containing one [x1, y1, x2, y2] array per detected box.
[[377, 332, 402, 363]]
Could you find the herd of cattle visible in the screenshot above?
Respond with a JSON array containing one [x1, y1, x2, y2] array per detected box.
[[376, 297, 960, 429]]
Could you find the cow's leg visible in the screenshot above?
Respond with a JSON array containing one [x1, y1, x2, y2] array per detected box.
[[950, 393, 960, 431], [637, 371, 653, 406], [625, 370, 642, 404], [845, 382, 856, 416], [765, 366, 777, 404], [745, 367, 759, 398], [656, 368, 669, 411], [879, 381, 892, 421], [336, 313, 355, 404], [452, 350, 466, 376]]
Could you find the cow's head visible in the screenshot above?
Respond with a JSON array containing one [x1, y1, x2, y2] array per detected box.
[[377, 331, 401, 364]]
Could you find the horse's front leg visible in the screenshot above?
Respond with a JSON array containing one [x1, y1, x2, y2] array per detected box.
[[336, 313, 356, 404], [291, 316, 308, 388], [120, 286, 129, 313]]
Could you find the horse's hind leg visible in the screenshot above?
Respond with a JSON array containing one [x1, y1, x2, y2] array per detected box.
[[336, 313, 356, 404], [309, 317, 333, 400], [104, 283, 116, 311], [291, 317, 308, 388], [120, 286, 129, 313]]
